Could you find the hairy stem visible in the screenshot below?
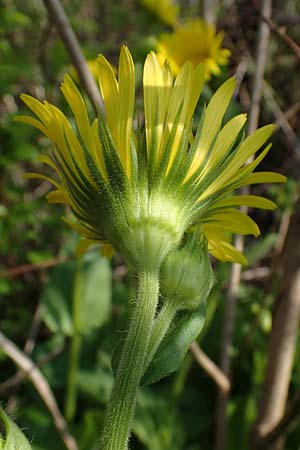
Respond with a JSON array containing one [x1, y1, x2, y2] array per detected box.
[[142, 299, 176, 375], [101, 269, 160, 450]]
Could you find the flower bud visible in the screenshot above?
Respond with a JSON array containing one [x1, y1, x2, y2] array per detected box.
[[160, 227, 214, 311]]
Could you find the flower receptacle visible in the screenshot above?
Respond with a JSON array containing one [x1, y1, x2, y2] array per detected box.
[[111, 189, 190, 272]]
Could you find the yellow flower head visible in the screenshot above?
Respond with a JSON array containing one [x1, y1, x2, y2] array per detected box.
[[17, 47, 285, 268], [157, 18, 231, 80], [141, 0, 179, 26]]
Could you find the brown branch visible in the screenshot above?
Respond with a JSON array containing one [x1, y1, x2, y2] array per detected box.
[[0, 255, 69, 278], [5, 304, 43, 411], [252, 0, 300, 61], [250, 269, 300, 449], [248, 2, 272, 134], [280, 101, 300, 124], [263, 19, 300, 60], [0, 343, 66, 395], [273, 207, 294, 257], [256, 393, 300, 448], [262, 81, 300, 161], [273, 13, 300, 26], [42, 0, 105, 114], [250, 201, 300, 449], [233, 58, 249, 98], [241, 266, 271, 281], [190, 342, 230, 393], [0, 332, 78, 450]]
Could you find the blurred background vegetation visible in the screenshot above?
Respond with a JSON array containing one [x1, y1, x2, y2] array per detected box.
[[0, 1, 300, 449]]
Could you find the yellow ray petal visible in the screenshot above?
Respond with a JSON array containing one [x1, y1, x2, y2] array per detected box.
[[238, 172, 287, 186], [213, 195, 277, 210], [200, 124, 274, 200], [60, 74, 95, 153], [75, 239, 97, 258], [91, 118, 107, 180], [62, 217, 100, 240], [203, 223, 247, 265], [19, 95, 90, 187], [115, 45, 135, 175], [75, 239, 114, 259], [187, 64, 205, 124], [47, 190, 70, 204], [38, 155, 61, 175], [226, 125, 274, 175], [201, 113, 247, 177], [15, 115, 48, 136], [25, 172, 60, 190], [226, 144, 272, 187], [204, 208, 260, 236], [19, 94, 52, 124], [163, 61, 194, 172], [98, 53, 119, 129], [43, 103, 77, 166], [188, 77, 236, 178], [101, 243, 114, 259], [209, 238, 247, 265], [161, 60, 173, 101], [143, 51, 169, 163]]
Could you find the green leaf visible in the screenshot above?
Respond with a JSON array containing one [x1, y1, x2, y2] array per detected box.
[[76, 350, 113, 404], [41, 262, 75, 336], [0, 409, 33, 450], [77, 254, 112, 333], [17, 406, 64, 450], [41, 252, 112, 336], [133, 388, 184, 450], [142, 303, 206, 385], [2, 10, 32, 28]]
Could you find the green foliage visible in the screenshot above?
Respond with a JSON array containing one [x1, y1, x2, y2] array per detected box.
[[0, 409, 33, 450], [142, 304, 206, 385], [41, 253, 111, 336]]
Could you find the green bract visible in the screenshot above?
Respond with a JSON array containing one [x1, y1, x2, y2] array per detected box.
[[160, 227, 214, 311]]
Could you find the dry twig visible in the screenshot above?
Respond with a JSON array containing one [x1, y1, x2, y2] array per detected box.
[[0, 255, 69, 278], [263, 81, 300, 161], [241, 266, 271, 281], [5, 304, 43, 412], [42, 0, 104, 114], [250, 204, 300, 450], [255, 393, 300, 448], [0, 343, 66, 395], [0, 332, 78, 450], [190, 342, 230, 393], [252, 0, 300, 61], [250, 269, 300, 449]]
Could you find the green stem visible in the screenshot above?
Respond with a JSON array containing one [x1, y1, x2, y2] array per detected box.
[[143, 300, 177, 375], [101, 269, 160, 450], [65, 261, 82, 422]]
